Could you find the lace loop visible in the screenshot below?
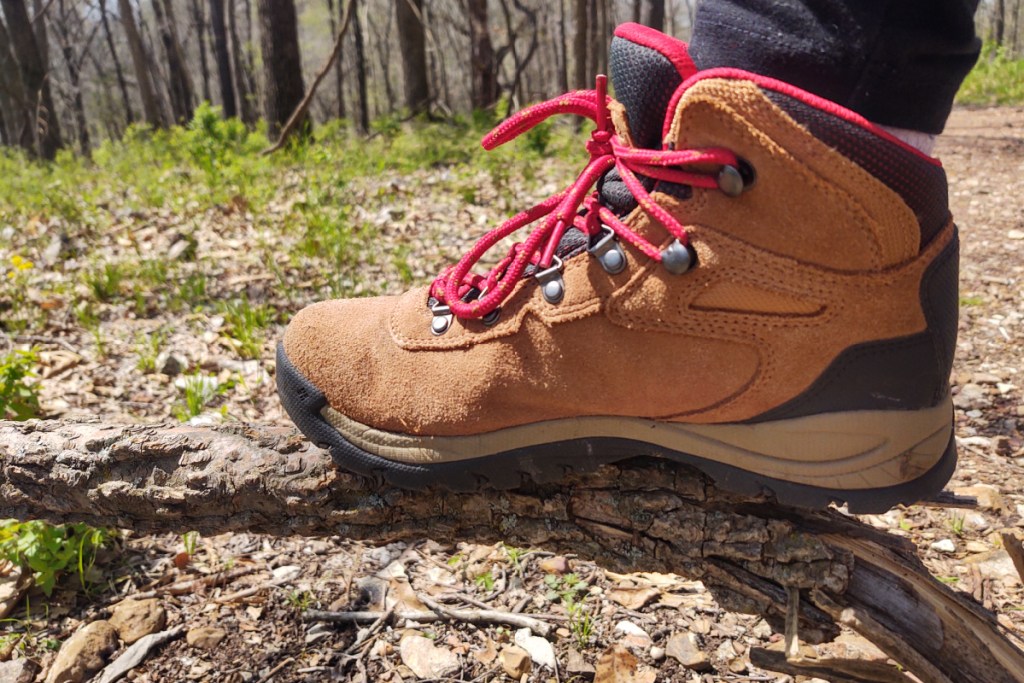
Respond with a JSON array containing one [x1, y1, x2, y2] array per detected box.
[[430, 75, 739, 320]]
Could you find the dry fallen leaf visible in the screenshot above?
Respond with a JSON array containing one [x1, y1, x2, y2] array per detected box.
[[594, 644, 656, 683]]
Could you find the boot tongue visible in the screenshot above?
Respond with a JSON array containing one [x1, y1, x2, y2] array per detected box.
[[600, 24, 696, 215], [609, 23, 696, 148], [552, 24, 695, 263]]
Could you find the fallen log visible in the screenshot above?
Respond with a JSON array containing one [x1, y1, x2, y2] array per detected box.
[[1, 419, 1022, 683]]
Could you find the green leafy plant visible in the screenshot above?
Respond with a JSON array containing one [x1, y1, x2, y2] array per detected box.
[[958, 43, 1024, 105], [0, 349, 41, 421], [0, 520, 112, 596], [174, 372, 230, 421], [474, 570, 495, 592], [544, 573, 594, 647], [219, 299, 274, 360], [135, 328, 166, 373]]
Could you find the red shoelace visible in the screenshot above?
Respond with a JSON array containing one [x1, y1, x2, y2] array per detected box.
[[429, 75, 739, 321]]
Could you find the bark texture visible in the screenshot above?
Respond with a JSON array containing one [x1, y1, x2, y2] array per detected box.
[[2, 420, 1023, 682], [255, 0, 305, 135], [118, 0, 164, 127], [208, 0, 236, 118], [0, 0, 62, 158], [395, 0, 428, 112]]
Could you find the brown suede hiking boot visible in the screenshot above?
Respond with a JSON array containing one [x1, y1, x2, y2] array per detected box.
[[277, 23, 958, 513]]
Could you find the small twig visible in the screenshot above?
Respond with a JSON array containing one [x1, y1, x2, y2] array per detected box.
[[11, 334, 80, 354], [94, 626, 186, 683], [255, 656, 294, 683], [121, 565, 261, 603], [917, 490, 981, 509], [344, 608, 394, 655]]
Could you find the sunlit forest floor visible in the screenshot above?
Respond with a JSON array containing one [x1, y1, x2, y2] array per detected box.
[[1, 105, 1023, 682]]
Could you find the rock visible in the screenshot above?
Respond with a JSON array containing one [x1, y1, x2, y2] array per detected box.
[[965, 550, 1022, 585], [953, 485, 1005, 512], [514, 627, 556, 670], [499, 646, 532, 679], [109, 599, 166, 645], [155, 351, 187, 377], [537, 556, 569, 574], [966, 541, 990, 554], [613, 621, 652, 650], [650, 646, 665, 661], [399, 634, 460, 679], [0, 660, 39, 683], [472, 640, 498, 665], [665, 633, 711, 671], [1009, 229, 1024, 240], [954, 384, 990, 410], [930, 539, 956, 554], [565, 648, 595, 674], [270, 565, 302, 582], [0, 566, 30, 621], [185, 627, 226, 651], [45, 621, 119, 683], [971, 372, 1003, 386]]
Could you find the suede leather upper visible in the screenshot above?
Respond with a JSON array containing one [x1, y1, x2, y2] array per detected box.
[[282, 75, 951, 438]]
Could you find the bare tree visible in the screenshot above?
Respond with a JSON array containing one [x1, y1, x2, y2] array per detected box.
[[118, 0, 164, 127], [0, 0, 62, 159], [190, 0, 212, 103], [644, 0, 665, 32], [255, 0, 305, 135], [572, 0, 587, 89], [227, 0, 255, 125], [151, 0, 194, 122], [0, 16, 32, 151], [467, 0, 496, 110], [50, 0, 98, 152], [208, 0, 235, 117], [396, 0, 428, 113], [97, 0, 134, 125], [352, 0, 369, 132], [326, 0, 346, 119]]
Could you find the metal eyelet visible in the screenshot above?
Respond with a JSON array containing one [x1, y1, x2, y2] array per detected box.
[[482, 308, 501, 326], [661, 239, 694, 275], [534, 255, 565, 305], [429, 303, 453, 336], [587, 226, 627, 275], [717, 158, 756, 197]]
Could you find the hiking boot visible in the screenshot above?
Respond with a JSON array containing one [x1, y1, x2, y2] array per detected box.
[[277, 23, 958, 513]]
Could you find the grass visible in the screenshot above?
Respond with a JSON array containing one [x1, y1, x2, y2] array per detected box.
[[957, 43, 1024, 106]]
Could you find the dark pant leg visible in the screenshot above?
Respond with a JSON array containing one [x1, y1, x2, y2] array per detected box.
[[689, 0, 981, 134]]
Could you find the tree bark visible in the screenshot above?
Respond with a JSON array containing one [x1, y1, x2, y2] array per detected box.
[[97, 0, 134, 125], [326, 0, 346, 119], [0, 16, 33, 151], [395, 0, 428, 113], [151, 0, 195, 123], [0, 0, 61, 159], [352, 0, 369, 132], [644, 0, 665, 32], [190, 0, 212, 103], [572, 0, 587, 89], [2, 419, 1023, 683], [468, 0, 496, 110], [51, 0, 89, 152], [227, 0, 255, 125], [208, 0, 236, 117], [118, 0, 165, 127], [255, 0, 305, 136]]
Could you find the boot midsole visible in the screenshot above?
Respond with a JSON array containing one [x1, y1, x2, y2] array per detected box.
[[321, 396, 953, 491]]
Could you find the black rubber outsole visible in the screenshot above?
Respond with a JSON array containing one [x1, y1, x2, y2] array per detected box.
[[276, 343, 957, 514]]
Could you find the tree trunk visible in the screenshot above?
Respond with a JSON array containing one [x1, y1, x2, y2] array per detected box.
[[52, 0, 89, 152], [326, 0, 346, 119], [208, 0, 236, 117], [644, 0, 665, 32], [0, 16, 32, 151], [227, 0, 255, 125], [995, 0, 1007, 45], [395, 0, 428, 113], [97, 0, 134, 125], [557, 0, 569, 92], [352, 0, 369, 132], [118, 0, 164, 127], [572, 0, 588, 89], [190, 0, 212, 103], [633, 0, 642, 24], [255, 0, 306, 135], [468, 0, 496, 110], [2, 419, 1024, 683], [151, 0, 195, 123], [0, 0, 62, 159]]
